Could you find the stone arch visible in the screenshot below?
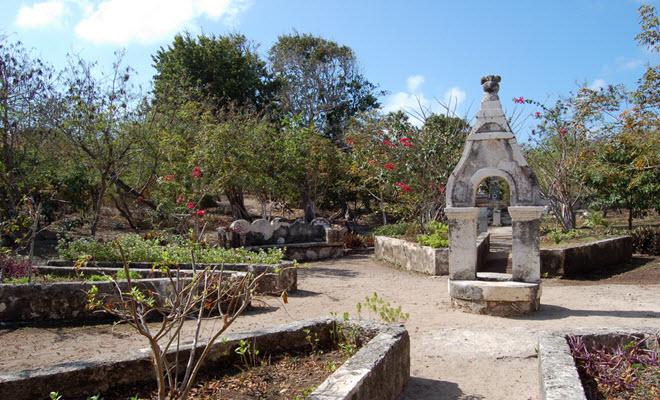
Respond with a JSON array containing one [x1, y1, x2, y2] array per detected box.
[[445, 76, 545, 316], [469, 167, 517, 207]]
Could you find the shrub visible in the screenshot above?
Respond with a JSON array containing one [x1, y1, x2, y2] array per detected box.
[[417, 221, 449, 248], [582, 210, 609, 228], [372, 223, 412, 237], [0, 249, 30, 281], [58, 234, 284, 264], [115, 269, 142, 280], [630, 226, 660, 255]]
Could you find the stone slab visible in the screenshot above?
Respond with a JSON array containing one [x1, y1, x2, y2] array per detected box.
[[540, 236, 632, 277]]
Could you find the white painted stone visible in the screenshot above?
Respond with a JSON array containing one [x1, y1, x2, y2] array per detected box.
[[446, 207, 479, 280], [508, 206, 545, 222]]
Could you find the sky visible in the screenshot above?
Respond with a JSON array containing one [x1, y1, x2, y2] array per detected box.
[[2, 0, 659, 134]]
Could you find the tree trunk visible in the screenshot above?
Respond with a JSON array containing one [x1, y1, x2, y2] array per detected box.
[[628, 208, 633, 230], [303, 197, 316, 223], [225, 186, 251, 221], [90, 181, 107, 237]]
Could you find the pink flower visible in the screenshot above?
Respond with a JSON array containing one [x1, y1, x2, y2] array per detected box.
[[176, 195, 185, 204], [513, 96, 525, 104], [559, 127, 568, 137], [383, 139, 396, 148], [163, 174, 176, 182], [394, 182, 412, 193], [534, 111, 541, 119], [191, 166, 202, 179], [195, 209, 205, 217], [399, 137, 413, 148], [368, 159, 377, 166], [383, 162, 396, 171], [186, 201, 195, 210], [346, 138, 354, 146]]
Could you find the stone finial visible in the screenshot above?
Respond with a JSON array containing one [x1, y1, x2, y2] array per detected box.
[[480, 75, 501, 94]]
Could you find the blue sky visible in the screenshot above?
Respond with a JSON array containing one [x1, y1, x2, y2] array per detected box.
[[2, 0, 658, 132]]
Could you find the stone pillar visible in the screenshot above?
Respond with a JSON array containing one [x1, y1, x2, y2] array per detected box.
[[508, 206, 545, 283], [445, 207, 480, 280], [493, 208, 501, 227], [477, 208, 488, 234]]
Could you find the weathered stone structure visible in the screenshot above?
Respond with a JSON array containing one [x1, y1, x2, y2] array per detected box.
[[445, 75, 545, 316], [218, 218, 346, 262]]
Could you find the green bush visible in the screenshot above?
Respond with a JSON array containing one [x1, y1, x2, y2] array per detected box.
[[417, 221, 449, 248], [545, 228, 582, 244], [58, 234, 284, 264], [372, 223, 412, 237], [115, 269, 142, 280], [630, 226, 660, 255]]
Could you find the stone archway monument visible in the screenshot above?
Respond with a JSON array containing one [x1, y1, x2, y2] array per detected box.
[[445, 75, 545, 316]]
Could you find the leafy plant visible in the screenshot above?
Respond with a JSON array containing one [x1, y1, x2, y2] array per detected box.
[[356, 292, 409, 324], [58, 234, 284, 265], [417, 221, 449, 248], [115, 269, 142, 280], [568, 334, 659, 400], [0, 249, 30, 282], [630, 226, 660, 255], [372, 223, 412, 237], [234, 339, 260, 370]]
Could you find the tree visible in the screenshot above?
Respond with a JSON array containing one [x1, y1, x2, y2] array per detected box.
[[278, 118, 342, 222], [59, 53, 143, 236], [269, 33, 380, 143], [347, 110, 468, 225], [0, 37, 57, 219], [152, 33, 277, 220]]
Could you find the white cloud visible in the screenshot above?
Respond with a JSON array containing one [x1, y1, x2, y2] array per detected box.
[[406, 74, 425, 92], [74, 0, 252, 45], [383, 78, 468, 126], [443, 86, 466, 109], [15, 0, 66, 29], [589, 78, 607, 90]]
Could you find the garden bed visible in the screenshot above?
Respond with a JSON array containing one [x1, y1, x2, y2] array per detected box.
[[0, 318, 410, 400], [540, 236, 632, 277], [0, 261, 295, 326], [375, 232, 490, 275], [247, 241, 345, 262], [538, 329, 659, 400]]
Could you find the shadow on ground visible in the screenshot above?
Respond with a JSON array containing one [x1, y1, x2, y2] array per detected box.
[[400, 377, 485, 400], [515, 304, 660, 321]]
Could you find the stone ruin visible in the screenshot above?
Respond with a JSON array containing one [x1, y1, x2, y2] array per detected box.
[[445, 75, 545, 316], [219, 217, 333, 247]]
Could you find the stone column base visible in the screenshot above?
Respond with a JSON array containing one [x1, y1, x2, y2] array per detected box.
[[448, 275, 541, 317]]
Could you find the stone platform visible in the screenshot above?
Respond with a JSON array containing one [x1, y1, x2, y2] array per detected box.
[[449, 272, 541, 316]]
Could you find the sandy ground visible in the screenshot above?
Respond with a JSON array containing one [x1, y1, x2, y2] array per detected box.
[[1, 254, 659, 400]]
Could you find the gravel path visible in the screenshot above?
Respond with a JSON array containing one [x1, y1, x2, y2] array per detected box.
[[1, 254, 659, 400]]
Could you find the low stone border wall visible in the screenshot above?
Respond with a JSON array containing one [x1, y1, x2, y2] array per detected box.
[[1, 261, 295, 326], [538, 328, 658, 400], [247, 242, 345, 262], [0, 318, 410, 400], [540, 236, 632, 277], [374, 233, 489, 275], [46, 260, 296, 294]]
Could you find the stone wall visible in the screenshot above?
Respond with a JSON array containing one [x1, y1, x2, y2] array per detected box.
[[1, 261, 295, 325], [540, 236, 632, 277], [374, 233, 489, 276], [0, 318, 410, 400], [220, 218, 335, 247]]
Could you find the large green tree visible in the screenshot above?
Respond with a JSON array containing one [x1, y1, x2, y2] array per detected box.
[[269, 33, 380, 143], [152, 33, 277, 220]]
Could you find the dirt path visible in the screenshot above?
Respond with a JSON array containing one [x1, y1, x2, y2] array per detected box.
[[1, 255, 659, 400]]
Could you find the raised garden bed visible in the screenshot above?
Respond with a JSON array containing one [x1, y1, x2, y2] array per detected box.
[[538, 328, 658, 400], [247, 241, 345, 262], [0, 318, 410, 400], [0, 261, 295, 326], [540, 236, 632, 277], [374, 232, 490, 275]]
